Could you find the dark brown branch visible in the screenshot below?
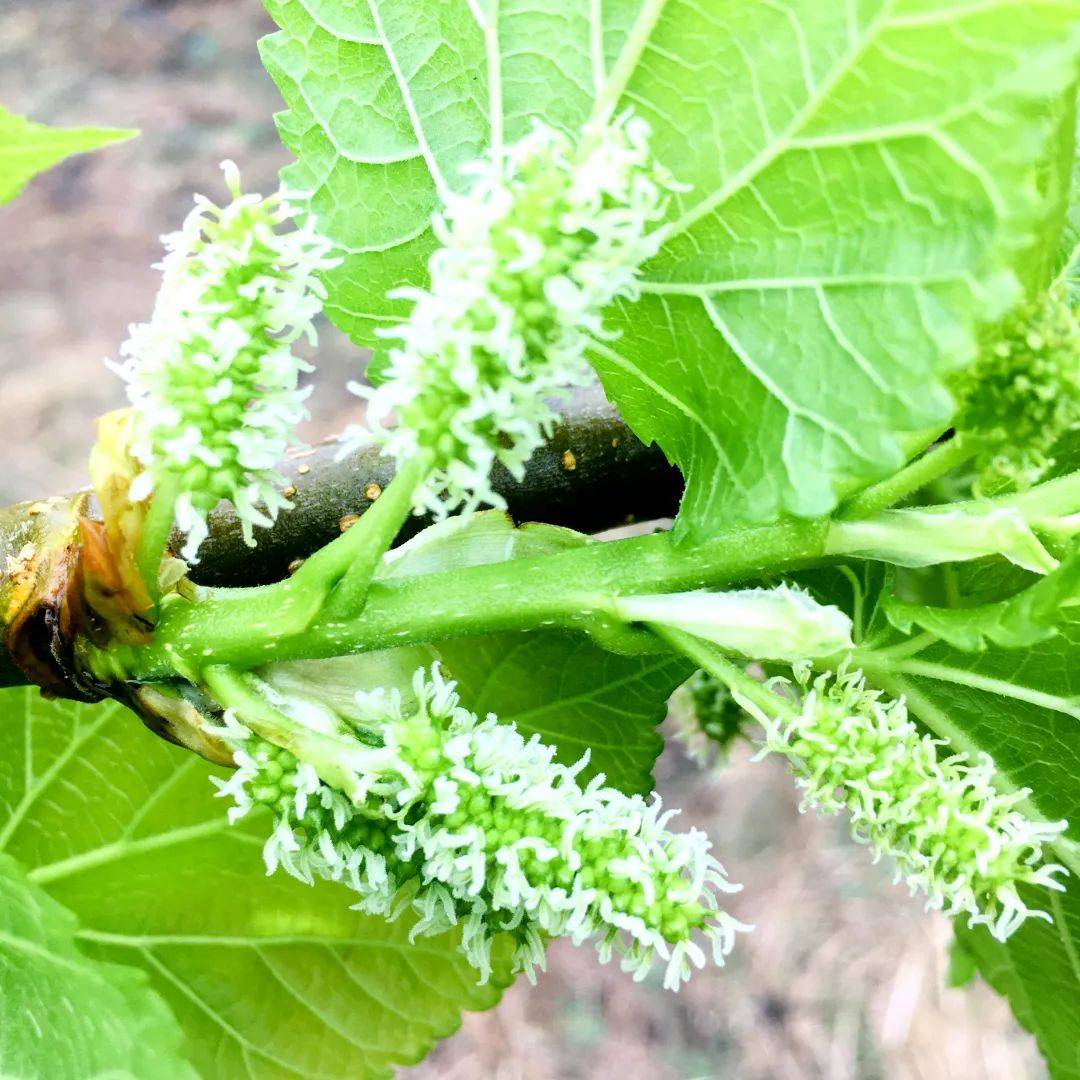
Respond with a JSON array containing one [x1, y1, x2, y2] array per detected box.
[[0, 393, 682, 689]]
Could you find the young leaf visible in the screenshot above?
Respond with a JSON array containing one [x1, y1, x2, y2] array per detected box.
[[0, 689, 512, 1080], [884, 551, 1080, 651], [0, 105, 136, 204], [260, 0, 1079, 533], [955, 879, 1080, 1080], [0, 852, 196, 1080]]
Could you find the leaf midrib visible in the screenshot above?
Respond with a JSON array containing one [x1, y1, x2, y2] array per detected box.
[[364, 0, 454, 203], [0, 929, 115, 981], [76, 929, 485, 959], [27, 819, 238, 886], [893, 658, 1080, 719]]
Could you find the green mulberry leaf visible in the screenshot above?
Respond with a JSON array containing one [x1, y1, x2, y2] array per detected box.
[[956, 878, 1080, 1080], [0, 851, 197, 1080], [260, 0, 1080, 533], [0, 105, 135, 204], [884, 550, 1080, 651], [0, 689, 512, 1080]]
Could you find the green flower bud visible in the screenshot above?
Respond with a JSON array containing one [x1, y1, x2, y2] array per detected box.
[[616, 584, 853, 660], [671, 670, 747, 767], [955, 289, 1080, 493]]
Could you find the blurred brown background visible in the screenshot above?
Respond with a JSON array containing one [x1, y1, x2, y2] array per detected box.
[[0, 3, 1044, 1077]]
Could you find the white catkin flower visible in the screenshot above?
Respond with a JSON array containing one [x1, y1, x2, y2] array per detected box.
[[341, 112, 683, 517], [212, 664, 749, 990], [111, 160, 340, 560], [670, 670, 746, 768], [736, 666, 1068, 942]]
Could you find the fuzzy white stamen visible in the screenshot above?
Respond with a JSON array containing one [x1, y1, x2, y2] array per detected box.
[[340, 113, 683, 516], [213, 664, 747, 988], [737, 666, 1068, 941], [111, 161, 339, 560]]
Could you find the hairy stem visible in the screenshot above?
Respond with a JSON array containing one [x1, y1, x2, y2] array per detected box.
[[999, 469, 1080, 520], [649, 624, 795, 719], [837, 435, 972, 520], [86, 518, 831, 683]]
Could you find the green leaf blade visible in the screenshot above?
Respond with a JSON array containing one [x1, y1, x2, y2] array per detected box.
[[883, 552, 1080, 651], [0, 851, 196, 1080], [1053, 99, 1080, 298], [260, 1, 443, 345], [878, 623, 1080, 849], [0, 688, 512, 1080], [262, 0, 1080, 531], [603, 0, 1080, 533], [0, 105, 136, 205], [957, 880, 1080, 1080], [63, 830, 511, 1080]]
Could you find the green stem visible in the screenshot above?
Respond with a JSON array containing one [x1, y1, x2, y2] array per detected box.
[[827, 469, 1080, 573], [135, 473, 181, 606], [853, 631, 936, 664], [837, 435, 973, 520], [89, 518, 831, 683], [292, 457, 424, 620], [648, 624, 797, 720], [999, 470, 1080, 520], [157, 462, 425, 649]]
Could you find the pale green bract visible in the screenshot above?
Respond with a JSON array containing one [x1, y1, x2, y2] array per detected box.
[[260, 0, 1080, 534], [616, 584, 853, 661], [828, 505, 1059, 575]]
